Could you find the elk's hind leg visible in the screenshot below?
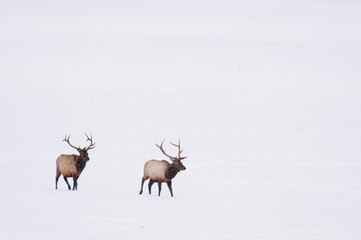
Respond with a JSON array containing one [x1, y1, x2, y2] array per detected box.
[[63, 176, 71, 190], [55, 170, 61, 189], [139, 177, 148, 195]]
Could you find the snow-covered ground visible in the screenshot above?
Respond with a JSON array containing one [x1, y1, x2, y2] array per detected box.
[[1, 0, 361, 239], [1, 156, 361, 239]]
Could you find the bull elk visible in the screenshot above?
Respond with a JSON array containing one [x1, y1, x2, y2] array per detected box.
[[55, 134, 95, 190], [139, 140, 187, 197]]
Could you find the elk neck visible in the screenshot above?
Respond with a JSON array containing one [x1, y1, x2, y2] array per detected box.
[[76, 155, 88, 172], [166, 164, 181, 180]]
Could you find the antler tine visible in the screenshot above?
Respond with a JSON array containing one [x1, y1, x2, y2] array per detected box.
[[170, 139, 188, 160], [169, 139, 181, 158], [63, 134, 80, 150], [84, 133, 96, 150], [155, 140, 174, 160]]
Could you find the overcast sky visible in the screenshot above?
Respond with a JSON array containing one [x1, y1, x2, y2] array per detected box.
[[1, 0, 360, 163]]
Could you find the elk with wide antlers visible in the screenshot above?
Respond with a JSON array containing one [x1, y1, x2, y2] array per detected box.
[[55, 134, 95, 190], [139, 140, 187, 197]]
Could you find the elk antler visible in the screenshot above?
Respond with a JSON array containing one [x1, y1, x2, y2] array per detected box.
[[84, 133, 96, 150], [63, 135, 80, 151], [156, 139, 187, 161], [155, 140, 175, 161], [170, 140, 187, 160]]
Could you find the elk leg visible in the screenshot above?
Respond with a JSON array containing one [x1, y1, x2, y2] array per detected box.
[[167, 181, 174, 197], [139, 177, 146, 195], [63, 176, 71, 190], [55, 174, 60, 190], [55, 168, 61, 189], [148, 180, 155, 194], [73, 176, 79, 190], [75, 176, 79, 190], [158, 182, 162, 196]]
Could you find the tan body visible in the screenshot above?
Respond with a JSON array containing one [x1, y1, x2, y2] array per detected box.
[[56, 154, 81, 178], [143, 160, 172, 183]]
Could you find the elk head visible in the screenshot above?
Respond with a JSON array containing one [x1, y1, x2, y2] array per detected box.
[[63, 133, 96, 162], [155, 140, 187, 171]]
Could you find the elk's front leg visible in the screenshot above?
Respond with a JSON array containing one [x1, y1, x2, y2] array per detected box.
[[73, 176, 79, 190], [63, 176, 71, 190], [167, 181, 174, 197], [158, 181, 162, 196]]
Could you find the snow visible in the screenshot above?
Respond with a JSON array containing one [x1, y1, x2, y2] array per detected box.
[[2, 157, 361, 239], [1, 0, 361, 239]]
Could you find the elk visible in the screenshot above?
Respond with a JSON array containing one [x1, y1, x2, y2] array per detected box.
[[55, 134, 95, 190], [139, 140, 187, 197]]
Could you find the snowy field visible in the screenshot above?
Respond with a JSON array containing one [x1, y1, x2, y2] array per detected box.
[[1, 0, 361, 239], [1, 155, 361, 239]]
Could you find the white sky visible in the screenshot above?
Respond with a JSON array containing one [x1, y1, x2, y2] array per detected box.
[[0, 0, 360, 163]]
